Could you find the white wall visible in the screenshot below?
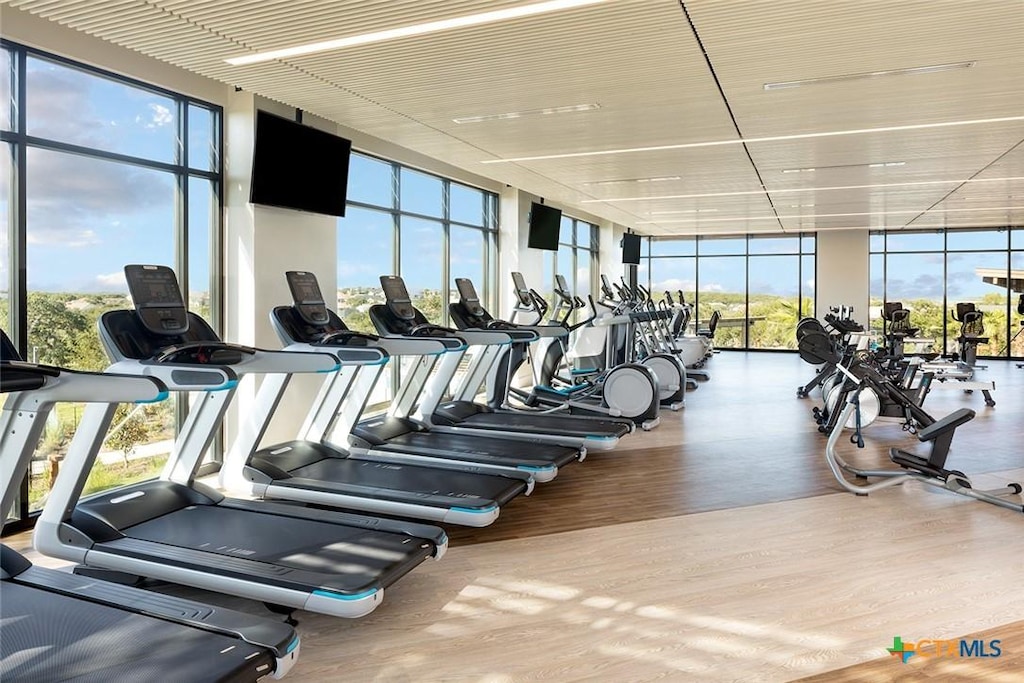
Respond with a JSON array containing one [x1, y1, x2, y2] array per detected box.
[[815, 229, 869, 322]]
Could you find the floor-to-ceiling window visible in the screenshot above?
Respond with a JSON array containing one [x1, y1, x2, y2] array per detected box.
[[869, 227, 1023, 359], [539, 214, 599, 320], [1, 42, 223, 527], [336, 152, 499, 412], [641, 233, 815, 350]]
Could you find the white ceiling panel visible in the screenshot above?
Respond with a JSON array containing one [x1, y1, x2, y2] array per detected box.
[[3, 0, 1022, 236]]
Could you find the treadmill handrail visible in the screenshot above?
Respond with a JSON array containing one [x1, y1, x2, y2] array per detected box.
[[106, 359, 239, 391], [0, 363, 168, 404], [368, 336, 451, 357], [281, 341, 389, 366]]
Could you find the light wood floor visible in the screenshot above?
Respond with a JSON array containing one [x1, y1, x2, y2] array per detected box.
[[7, 352, 1023, 681]]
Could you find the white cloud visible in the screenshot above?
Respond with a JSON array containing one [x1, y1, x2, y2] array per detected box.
[[27, 229, 101, 248], [148, 103, 173, 128], [338, 260, 377, 279], [95, 271, 127, 289], [805, 278, 815, 291], [699, 282, 724, 292], [653, 278, 697, 293]]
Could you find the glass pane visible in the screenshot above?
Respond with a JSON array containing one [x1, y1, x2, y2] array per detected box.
[[399, 216, 444, 321], [697, 256, 746, 348], [337, 205, 394, 334], [187, 104, 215, 172], [1012, 252, 1024, 357], [449, 182, 484, 226], [869, 232, 885, 252], [884, 230, 943, 252], [649, 257, 696, 310], [1, 47, 11, 131], [559, 216, 573, 245], [27, 56, 176, 164], [541, 252, 554, 314], [883, 252, 945, 352], [575, 249, 592, 306], [869, 253, 886, 336], [801, 254, 815, 319], [25, 147, 176, 510], [1012, 228, 1023, 250], [399, 167, 442, 217], [748, 236, 799, 255], [801, 234, 816, 254], [449, 225, 484, 310], [650, 237, 696, 257], [945, 251, 1007, 357], [187, 177, 214, 327], [698, 236, 746, 256], [946, 228, 1009, 251], [347, 153, 394, 207], [748, 255, 799, 349], [0, 143, 9, 334]]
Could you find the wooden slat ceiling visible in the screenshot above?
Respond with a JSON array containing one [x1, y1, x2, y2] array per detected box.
[[4, 0, 1023, 237]]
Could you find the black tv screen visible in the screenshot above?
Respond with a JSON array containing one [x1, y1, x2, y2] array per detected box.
[[250, 110, 352, 217], [622, 233, 642, 264], [527, 202, 562, 251]]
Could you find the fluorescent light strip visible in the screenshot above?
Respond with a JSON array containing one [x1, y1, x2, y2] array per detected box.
[[636, 205, 1024, 225], [782, 161, 905, 173], [226, 0, 608, 65], [454, 103, 599, 124], [649, 209, 718, 215], [482, 115, 1024, 164], [580, 176, 1024, 203], [585, 175, 682, 186], [763, 61, 976, 91]]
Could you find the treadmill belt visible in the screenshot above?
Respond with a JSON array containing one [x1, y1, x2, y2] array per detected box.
[[290, 457, 526, 507], [453, 412, 631, 438], [125, 505, 432, 590], [1, 581, 272, 683], [378, 431, 579, 468]]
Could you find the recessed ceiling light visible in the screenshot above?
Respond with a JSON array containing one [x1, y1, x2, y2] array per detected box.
[[579, 175, 1024, 203], [454, 103, 600, 124], [763, 61, 976, 91], [782, 167, 816, 174], [584, 175, 681, 186], [226, 0, 609, 65], [788, 204, 815, 208], [481, 115, 1024, 164]]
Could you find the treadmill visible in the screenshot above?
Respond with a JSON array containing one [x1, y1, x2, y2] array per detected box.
[[239, 271, 583, 484], [373, 275, 633, 451], [33, 265, 449, 620], [220, 272, 536, 527], [0, 331, 299, 681]]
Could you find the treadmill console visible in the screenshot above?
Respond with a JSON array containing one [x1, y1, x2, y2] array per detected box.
[[286, 271, 331, 326], [510, 272, 532, 307], [554, 273, 571, 298], [380, 276, 417, 320], [454, 278, 486, 317], [125, 265, 189, 336]]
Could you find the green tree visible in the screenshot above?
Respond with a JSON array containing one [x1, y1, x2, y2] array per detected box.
[[104, 403, 152, 468]]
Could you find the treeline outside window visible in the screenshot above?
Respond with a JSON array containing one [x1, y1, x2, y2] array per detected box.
[[642, 234, 815, 350], [869, 228, 1024, 359], [0, 42, 222, 527], [539, 214, 599, 321], [336, 152, 499, 414]]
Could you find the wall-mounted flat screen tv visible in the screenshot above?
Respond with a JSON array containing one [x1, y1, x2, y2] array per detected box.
[[527, 202, 562, 251], [250, 110, 352, 217], [621, 232, 642, 264]]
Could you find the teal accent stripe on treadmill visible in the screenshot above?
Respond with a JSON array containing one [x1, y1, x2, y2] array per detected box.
[[135, 390, 169, 404], [451, 504, 499, 514], [311, 587, 377, 601], [211, 379, 239, 392], [587, 434, 616, 441], [316, 363, 343, 373], [285, 636, 300, 654], [517, 465, 554, 473]]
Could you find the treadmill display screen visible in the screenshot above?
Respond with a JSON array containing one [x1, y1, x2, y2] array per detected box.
[[455, 278, 479, 303], [287, 271, 325, 304], [285, 271, 330, 325], [380, 275, 416, 320], [555, 274, 569, 294], [124, 264, 189, 335]]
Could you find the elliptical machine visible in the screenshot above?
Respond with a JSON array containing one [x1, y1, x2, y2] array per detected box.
[[508, 272, 661, 430]]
